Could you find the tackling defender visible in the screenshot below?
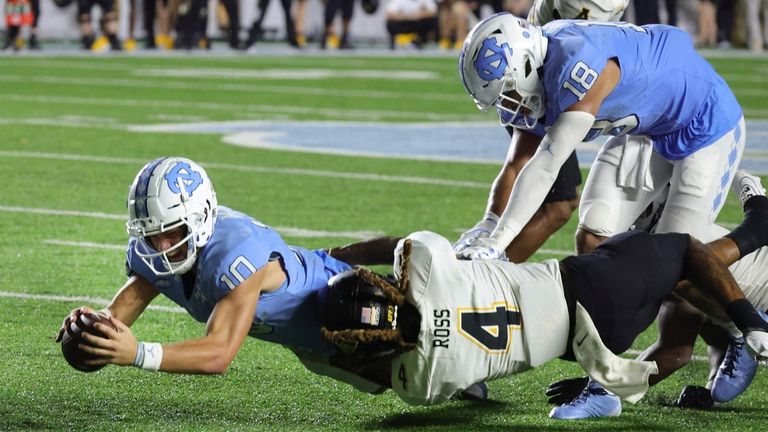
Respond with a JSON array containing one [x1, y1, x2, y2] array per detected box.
[[318, 212, 768, 406]]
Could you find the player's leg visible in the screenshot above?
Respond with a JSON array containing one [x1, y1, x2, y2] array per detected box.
[[636, 296, 704, 385], [553, 226, 768, 419], [576, 135, 672, 254], [655, 117, 746, 239], [551, 230, 693, 420]]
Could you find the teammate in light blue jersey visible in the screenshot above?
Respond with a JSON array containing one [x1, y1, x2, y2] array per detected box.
[[454, 0, 629, 264], [54, 157, 394, 389], [458, 13, 746, 260]]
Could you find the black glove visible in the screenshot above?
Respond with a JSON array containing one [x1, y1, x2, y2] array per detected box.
[[545, 376, 589, 405], [675, 385, 714, 409]]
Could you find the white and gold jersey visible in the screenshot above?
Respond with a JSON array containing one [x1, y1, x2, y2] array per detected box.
[[389, 231, 569, 405], [527, 0, 556, 25]]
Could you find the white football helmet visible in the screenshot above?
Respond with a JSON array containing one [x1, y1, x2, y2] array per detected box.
[[459, 12, 548, 129], [126, 157, 218, 276], [554, 0, 628, 21]]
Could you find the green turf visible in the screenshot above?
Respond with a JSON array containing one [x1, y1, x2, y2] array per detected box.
[[1, 53, 767, 431]]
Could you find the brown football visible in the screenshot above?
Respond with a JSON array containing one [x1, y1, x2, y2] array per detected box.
[[60, 312, 115, 373]]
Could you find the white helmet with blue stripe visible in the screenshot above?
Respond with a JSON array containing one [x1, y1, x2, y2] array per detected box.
[[126, 157, 218, 276], [458, 12, 548, 129]]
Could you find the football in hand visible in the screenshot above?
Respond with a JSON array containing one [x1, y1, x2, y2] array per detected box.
[[60, 311, 115, 373]]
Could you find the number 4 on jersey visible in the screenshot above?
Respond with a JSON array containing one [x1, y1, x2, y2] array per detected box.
[[458, 303, 521, 353]]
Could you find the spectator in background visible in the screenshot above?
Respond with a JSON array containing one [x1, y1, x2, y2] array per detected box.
[[716, 0, 733, 47], [745, 0, 767, 51], [320, 0, 355, 49], [28, 0, 40, 49], [437, 0, 457, 48], [175, 0, 209, 49], [633, 0, 676, 26], [217, 0, 241, 49], [385, 0, 438, 48], [125, 0, 137, 51], [143, 0, 176, 49], [321, 0, 355, 49], [505, 0, 531, 17], [78, 0, 122, 51], [448, 0, 471, 50], [294, 0, 308, 46], [698, 0, 718, 47], [244, 0, 299, 50], [3, 0, 33, 50]]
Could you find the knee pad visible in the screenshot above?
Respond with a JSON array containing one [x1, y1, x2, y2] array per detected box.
[[578, 199, 618, 237]]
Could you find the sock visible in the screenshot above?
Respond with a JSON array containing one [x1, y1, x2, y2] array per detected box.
[[725, 195, 768, 257], [727, 298, 768, 332]]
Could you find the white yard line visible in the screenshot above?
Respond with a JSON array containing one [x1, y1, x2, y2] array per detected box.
[[0, 290, 186, 314], [0, 93, 480, 122], [0, 74, 467, 102], [0, 206, 383, 240], [0, 151, 489, 188]]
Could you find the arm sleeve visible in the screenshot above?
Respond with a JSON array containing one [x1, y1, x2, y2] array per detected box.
[[488, 111, 596, 249]]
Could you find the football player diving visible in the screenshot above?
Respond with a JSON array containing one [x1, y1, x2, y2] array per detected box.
[[317, 199, 768, 406], [454, 0, 629, 264], [55, 156, 395, 391]]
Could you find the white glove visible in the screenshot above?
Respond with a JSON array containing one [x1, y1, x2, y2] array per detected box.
[[453, 212, 499, 254], [455, 237, 508, 261]]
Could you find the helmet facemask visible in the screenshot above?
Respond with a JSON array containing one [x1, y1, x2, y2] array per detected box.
[[495, 73, 545, 129], [128, 210, 206, 276]]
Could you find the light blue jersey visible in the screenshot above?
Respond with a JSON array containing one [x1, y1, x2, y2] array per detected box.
[[126, 206, 352, 354], [540, 21, 742, 160]]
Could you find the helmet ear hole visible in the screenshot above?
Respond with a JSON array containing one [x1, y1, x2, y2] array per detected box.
[[524, 59, 532, 77], [552, 8, 562, 19]]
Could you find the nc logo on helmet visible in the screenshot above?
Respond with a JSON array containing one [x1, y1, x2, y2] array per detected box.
[[165, 162, 203, 195], [474, 37, 512, 81]]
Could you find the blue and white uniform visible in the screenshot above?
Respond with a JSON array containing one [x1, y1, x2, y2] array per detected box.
[[536, 21, 745, 239], [126, 206, 352, 354]]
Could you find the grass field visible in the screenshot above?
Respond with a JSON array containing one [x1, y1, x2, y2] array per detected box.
[[1, 51, 767, 431]]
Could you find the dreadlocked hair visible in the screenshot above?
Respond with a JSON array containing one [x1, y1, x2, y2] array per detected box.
[[321, 327, 406, 354], [321, 239, 417, 355]]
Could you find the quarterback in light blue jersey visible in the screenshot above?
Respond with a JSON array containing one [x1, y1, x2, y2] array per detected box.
[[126, 205, 350, 354], [55, 157, 392, 389], [458, 13, 746, 259]]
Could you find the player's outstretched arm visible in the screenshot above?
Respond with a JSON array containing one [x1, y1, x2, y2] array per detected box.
[[329, 236, 402, 266], [79, 260, 285, 374]]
